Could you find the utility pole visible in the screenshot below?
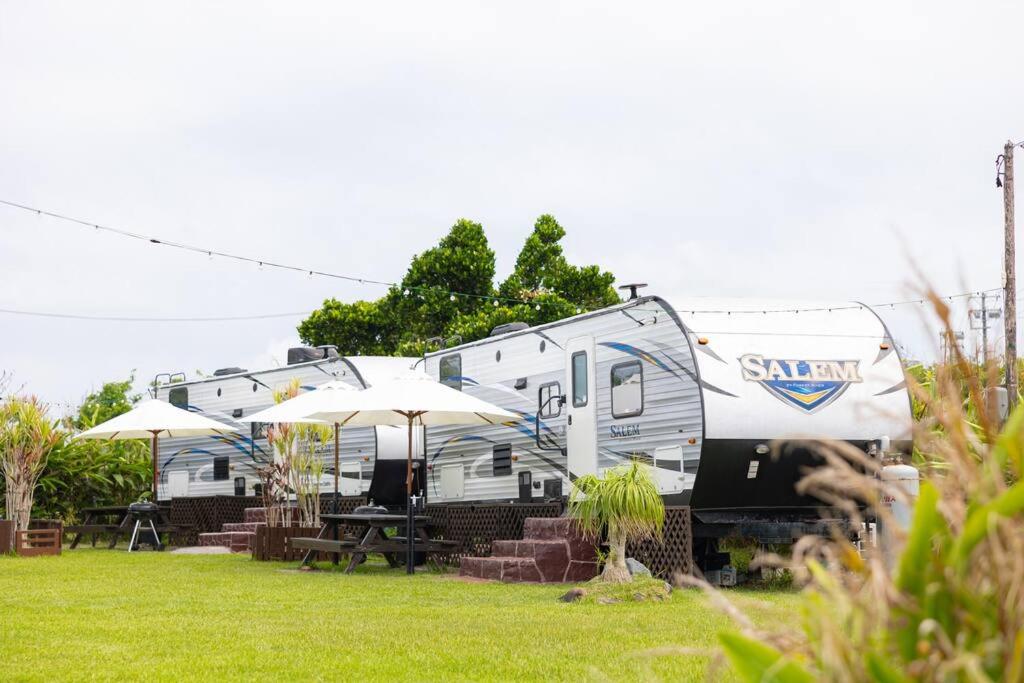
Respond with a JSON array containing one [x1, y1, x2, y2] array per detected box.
[[1000, 141, 1018, 408], [969, 292, 1002, 364], [981, 291, 989, 361]]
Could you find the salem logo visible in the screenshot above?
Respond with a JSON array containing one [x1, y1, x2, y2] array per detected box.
[[739, 354, 862, 413], [610, 424, 640, 439]]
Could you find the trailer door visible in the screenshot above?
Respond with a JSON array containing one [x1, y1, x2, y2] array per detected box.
[[566, 336, 598, 479]]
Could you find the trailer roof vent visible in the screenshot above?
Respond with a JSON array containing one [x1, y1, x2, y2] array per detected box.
[[213, 367, 247, 376], [287, 346, 340, 365], [489, 322, 529, 337]]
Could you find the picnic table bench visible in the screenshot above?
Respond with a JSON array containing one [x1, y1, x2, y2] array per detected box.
[[289, 513, 459, 573], [66, 505, 189, 549]]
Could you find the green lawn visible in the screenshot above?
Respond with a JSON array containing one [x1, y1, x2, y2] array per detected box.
[[0, 550, 799, 681]]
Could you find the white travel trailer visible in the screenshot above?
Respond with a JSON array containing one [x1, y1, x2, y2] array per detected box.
[[419, 294, 912, 524], [151, 349, 421, 502]]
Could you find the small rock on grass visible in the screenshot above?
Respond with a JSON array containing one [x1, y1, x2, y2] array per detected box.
[[626, 558, 652, 577]]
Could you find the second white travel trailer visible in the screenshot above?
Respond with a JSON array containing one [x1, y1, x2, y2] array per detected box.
[[151, 349, 422, 502], [419, 294, 912, 522]]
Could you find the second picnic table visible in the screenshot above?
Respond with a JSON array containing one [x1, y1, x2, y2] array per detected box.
[[290, 513, 458, 573], [66, 505, 186, 550]]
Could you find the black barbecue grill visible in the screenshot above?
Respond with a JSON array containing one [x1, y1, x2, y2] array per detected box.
[[127, 502, 163, 552]]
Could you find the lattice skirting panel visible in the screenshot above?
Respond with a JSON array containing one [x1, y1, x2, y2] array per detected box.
[[425, 502, 565, 566], [625, 506, 693, 579], [169, 496, 262, 545]]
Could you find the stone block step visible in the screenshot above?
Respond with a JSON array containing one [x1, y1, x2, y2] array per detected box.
[[521, 518, 598, 563], [222, 522, 264, 533], [198, 531, 255, 553], [490, 539, 570, 578], [243, 507, 267, 523], [523, 517, 575, 540], [459, 556, 543, 583]]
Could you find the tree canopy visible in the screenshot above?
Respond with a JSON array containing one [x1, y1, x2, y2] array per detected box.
[[298, 215, 620, 355]]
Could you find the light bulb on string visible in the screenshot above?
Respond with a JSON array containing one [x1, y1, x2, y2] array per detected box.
[[403, 289, 410, 296], [535, 304, 541, 311], [307, 271, 313, 279], [207, 251, 213, 261], [450, 294, 456, 302], [493, 299, 499, 307], [258, 261, 263, 271]]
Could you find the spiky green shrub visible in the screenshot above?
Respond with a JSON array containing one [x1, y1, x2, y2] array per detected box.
[[568, 460, 664, 583], [0, 396, 62, 531], [708, 295, 1024, 681]]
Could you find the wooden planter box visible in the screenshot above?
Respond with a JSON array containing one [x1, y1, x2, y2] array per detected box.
[[0, 520, 13, 553], [252, 525, 324, 562], [15, 528, 61, 557]]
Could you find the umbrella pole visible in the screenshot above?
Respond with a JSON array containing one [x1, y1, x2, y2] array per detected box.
[[406, 414, 414, 575], [333, 423, 340, 514], [151, 431, 159, 502]]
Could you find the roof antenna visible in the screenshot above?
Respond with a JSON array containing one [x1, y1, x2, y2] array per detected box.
[[618, 283, 648, 300]]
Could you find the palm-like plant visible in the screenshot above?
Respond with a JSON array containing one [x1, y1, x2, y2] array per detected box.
[[0, 396, 62, 531], [568, 460, 665, 583]]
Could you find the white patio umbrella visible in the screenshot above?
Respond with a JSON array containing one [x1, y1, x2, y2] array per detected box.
[[76, 399, 238, 501], [238, 380, 357, 512], [308, 373, 519, 573]]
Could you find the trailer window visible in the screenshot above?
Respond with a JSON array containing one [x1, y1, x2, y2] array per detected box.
[[571, 351, 588, 407], [439, 354, 462, 391], [538, 382, 561, 418], [168, 386, 188, 411], [492, 444, 512, 477], [611, 361, 644, 418], [213, 456, 229, 481]]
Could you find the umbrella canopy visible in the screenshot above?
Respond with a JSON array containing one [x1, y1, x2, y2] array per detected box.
[[76, 398, 237, 501], [308, 373, 519, 573], [307, 373, 519, 427], [76, 399, 237, 440], [237, 380, 355, 425]]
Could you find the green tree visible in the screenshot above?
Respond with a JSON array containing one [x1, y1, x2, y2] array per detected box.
[[298, 214, 620, 355], [498, 214, 618, 309], [32, 376, 151, 523], [73, 375, 140, 430], [296, 299, 396, 357]]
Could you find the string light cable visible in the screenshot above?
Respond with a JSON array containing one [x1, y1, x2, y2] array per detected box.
[[0, 197, 1003, 321], [0, 198, 540, 307]]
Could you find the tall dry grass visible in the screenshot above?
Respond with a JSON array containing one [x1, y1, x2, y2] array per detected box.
[[695, 293, 1024, 682]]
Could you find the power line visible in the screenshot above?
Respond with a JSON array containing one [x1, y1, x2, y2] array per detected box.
[[0, 288, 1003, 325]]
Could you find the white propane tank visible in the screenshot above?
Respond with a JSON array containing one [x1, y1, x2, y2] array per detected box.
[[879, 459, 920, 567]]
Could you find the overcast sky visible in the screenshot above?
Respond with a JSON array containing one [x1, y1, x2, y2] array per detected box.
[[1, 1, 1020, 412]]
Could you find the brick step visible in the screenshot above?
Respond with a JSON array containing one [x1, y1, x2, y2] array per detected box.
[[243, 507, 267, 523], [243, 507, 299, 524], [460, 556, 543, 583], [222, 522, 264, 533], [523, 517, 577, 540], [198, 531, 255, 553], [459, 517, 599, 583]]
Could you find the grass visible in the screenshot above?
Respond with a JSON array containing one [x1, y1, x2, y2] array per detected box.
[[0, 550, 799, 681]]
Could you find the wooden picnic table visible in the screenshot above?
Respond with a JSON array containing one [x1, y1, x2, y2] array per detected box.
[[66, 505, 187, 550], [290, 513, 458, 573]]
